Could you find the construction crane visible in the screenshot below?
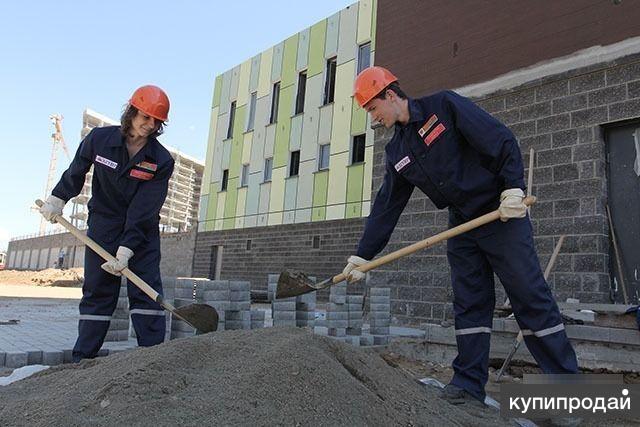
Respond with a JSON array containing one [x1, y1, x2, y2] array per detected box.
[[39, 114, 71, 234]]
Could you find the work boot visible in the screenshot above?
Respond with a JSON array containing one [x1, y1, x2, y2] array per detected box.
[[440, 384, 485, 407]]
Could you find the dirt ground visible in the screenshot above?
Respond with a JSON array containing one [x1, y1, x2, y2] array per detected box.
[[0, 268, 83, 287], [0, 327, 511, 427]]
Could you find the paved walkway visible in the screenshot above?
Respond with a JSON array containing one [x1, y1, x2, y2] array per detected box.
[[0, 284, 136, 369]]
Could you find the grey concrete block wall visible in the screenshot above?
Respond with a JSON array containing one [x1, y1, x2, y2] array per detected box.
[[367, 54, 640, 325], [7, 230, 196, 278]]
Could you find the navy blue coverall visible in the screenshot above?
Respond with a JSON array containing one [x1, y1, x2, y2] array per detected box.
[[357, 91, 578, 401], [52, 126, 174, 361]]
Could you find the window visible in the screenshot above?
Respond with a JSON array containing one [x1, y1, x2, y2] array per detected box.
[[323, 57, 337, 105], [351, 134, 366, 164], [318, 144, 330, 170], [227, 101, 236, 139], [246, 239, 252, 251], [289, 150, 300, 177], [269, 82, 280, 124], [241, 164, 249, 187], [221, 169, 229, 191], [247, 92, 257, 131], [357, 42, 371, 74], [295, 71, 307, 115], [312, 236, 320, 249], [263, 158, 273, 182]]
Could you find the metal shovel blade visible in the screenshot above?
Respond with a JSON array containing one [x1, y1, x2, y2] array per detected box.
[[276, 270, 330, 299], [173, 303, 219, 333]]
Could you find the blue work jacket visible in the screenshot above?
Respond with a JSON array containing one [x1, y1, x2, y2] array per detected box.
[[357, 90, 525, 260], [52, 126, 174, 250]]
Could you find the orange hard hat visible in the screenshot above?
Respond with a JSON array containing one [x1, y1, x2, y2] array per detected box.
[[353, 66, 398, 107], [129, 85, 170, 121]]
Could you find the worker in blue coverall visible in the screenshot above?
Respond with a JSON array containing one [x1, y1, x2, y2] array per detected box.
[[344, 67, 578, 405], [39, 85, 174, 362]]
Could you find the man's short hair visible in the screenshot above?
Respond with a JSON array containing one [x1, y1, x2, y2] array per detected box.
[[373, 82, 407, 101]]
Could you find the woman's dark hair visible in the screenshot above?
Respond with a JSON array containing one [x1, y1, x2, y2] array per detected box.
[[120, 104, 165, 138], [373, 82, 407, 101]]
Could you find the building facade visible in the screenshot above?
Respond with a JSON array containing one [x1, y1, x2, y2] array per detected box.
[[194, 0, 640, 326]]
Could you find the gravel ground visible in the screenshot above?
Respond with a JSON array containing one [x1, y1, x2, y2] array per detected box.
[[0, 327, 509, 426], [0, 268, 83, 287]]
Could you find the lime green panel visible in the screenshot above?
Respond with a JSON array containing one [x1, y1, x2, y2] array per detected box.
[[281, 34, 299, 88], [357, 0, 373, 44], [346, 163, 364, 203], [312, 170, 329, 207], [371, 0, 377, 50], [351, 98, 367, 135], [229, 105, 246, 178], [223, 218, 234, 230], [312, 206, 326, 222], [223, 177, 239, 220], [236, 58, 252, 107], [207, 185, 219, 220], [345, 202, 362, 219], [213, 75, 223, 108], [258, 48, 274, 97], [308, 20, 327, 77], [273, 85, 293, 168]]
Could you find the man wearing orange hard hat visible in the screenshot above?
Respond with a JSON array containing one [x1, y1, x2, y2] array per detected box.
[[39, 85, 174, 361], [345, 66, 578, 405]]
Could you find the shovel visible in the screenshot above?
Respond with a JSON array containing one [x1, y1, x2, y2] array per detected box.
[[276, 196, 536, 299], [35, 199, 218, 333]]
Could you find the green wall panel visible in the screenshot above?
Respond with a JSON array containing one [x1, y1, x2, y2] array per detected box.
[[223, 177, 239, 226], [296, 28, 310, 71], [345, 202, 362, 219], [212, 75, 223, 108], [346, 163, 364, 203], [249, 54, 261, 93], [308, 20, 327, 77], [325, 12, 340, 58], [273, 85, 293, 168], [229, 106, 246, 178], [281, 34, 299, 88], [312, 170, 329, 209], [351, 97, 367, 135], [271, 42, 284, 83]]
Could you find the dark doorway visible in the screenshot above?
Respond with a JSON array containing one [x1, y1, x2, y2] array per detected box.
[[606, 122, 640, 303]]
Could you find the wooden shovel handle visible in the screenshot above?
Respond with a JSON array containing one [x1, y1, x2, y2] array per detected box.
[[35, 199, 162, 304], [333, 196, 537, 284]]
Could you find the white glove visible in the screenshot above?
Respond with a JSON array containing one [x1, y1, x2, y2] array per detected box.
[[499, 188, 526, 222], [342, 255, 368, 283], [101, 246, 134, 276], [39, 195, 66, 223]]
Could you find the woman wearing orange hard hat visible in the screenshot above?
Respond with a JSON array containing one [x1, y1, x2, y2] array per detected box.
[[39, 84, 174, 362]]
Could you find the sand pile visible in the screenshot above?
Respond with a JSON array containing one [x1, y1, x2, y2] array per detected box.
[[0, 328, 509, 426], [0, 268, 83, 287]]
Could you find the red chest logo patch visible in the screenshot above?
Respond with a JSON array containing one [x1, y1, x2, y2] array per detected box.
[[130, 169, 154, 181], [423, 123, 446, 146]]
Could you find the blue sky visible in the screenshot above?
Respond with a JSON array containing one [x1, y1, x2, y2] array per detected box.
[[0, 0, 355, 251]]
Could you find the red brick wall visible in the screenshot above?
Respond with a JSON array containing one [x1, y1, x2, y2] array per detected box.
[[376, 0, 640, 96]]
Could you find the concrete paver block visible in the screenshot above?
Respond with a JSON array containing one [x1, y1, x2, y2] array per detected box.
[[5, 351, 28, 368]]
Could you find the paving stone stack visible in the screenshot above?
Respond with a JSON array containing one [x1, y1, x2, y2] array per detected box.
[[161, 277, 176, 341], [224, 281, 251, 330], [327, 282, 349, 339], [201, 280, 230, 332], [296, 291, 316, 328], [272, 294, 297, 327], [251, 310, 266, 329], [105, 277, 130, 342], [170, 277, 208, 339], [345, 294, 364, 346], [267, 274, 279, 302], [366, 287, 391, 346]]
